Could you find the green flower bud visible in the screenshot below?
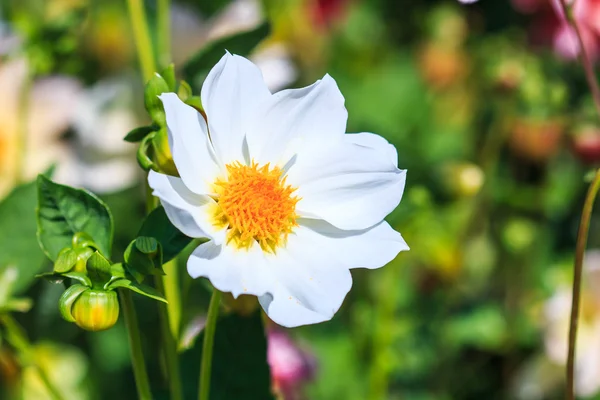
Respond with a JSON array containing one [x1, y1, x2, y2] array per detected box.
[[60, 286, 119, 331], [152, 128, 178, 176]]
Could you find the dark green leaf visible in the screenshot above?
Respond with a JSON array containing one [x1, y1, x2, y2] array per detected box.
[[182, 23, 270, 85], [135, 236, 159, 255], [107, 279, 167, 303], [36, 175, 114, 260], [123, 239, 163, 284], [144, 74, 170, 126], [124, 125, 155, 143], [0, 180, 48, 294], [86, 251, 112, 287], [180, 311, 274, 400], [138, 206, 192, 262]]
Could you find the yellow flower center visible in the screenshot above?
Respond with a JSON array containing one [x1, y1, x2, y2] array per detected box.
[[212, 161, 299, 252]]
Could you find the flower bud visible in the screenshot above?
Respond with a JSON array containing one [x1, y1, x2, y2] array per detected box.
[[60, 287, 119, 331], [571, 125, 600, 164], [151, 128, 178, 176], [508, 117, 564, 163]]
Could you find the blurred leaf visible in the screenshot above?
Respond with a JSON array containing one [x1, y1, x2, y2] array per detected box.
[[124, 125, 155, 143], [182, 23, 270, 85], [178, 80, 193, 100], [443, 305, 508, 351], [0, 180, 47, 294], [179, 310, 274, 400], [36, 175, 114, 261], [138, 206, 192, 262]]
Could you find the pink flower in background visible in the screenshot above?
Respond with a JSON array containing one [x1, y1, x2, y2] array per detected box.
[[267, 329, 316, 399], [512, 0, 600, 60]]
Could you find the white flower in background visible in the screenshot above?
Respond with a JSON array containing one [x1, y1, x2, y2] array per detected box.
[[542, 250, 600, 397], [171, 0, 297, 92], [0, 58, 81, 198], [57, 79, 139, 193], [148, 53, 408, 327]]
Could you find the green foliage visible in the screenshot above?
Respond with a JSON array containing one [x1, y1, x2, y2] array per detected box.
[[124, 126, 156, 143], [180, 311, 274, 400], [36, 175, 114, 260], [182, 23, 270, 86], [138, 206, 193, 263], [0, 180, 47, 295], [144, 74, 170, 126]]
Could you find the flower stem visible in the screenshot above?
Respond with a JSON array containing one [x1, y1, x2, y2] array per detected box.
[[126, 0, 156, 82], [157, 0, 171, 69], [154, 274, 183, 400], [566, 169, 600, 400], [119, 289, 152, 400], [199, 289, 222, 400], [0, 314, 64, 400]]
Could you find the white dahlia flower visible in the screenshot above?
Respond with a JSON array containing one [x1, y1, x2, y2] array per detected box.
[[149, 53, 408, 327]]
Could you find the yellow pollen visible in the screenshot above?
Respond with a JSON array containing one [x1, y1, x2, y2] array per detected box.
[[212, 161, 299, 252]]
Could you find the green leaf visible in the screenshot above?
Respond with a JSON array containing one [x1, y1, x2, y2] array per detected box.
[[184, 96, 203, 111], [144, 74, 170, 126], [182, 23, 270, 85], [136, 132, 158, 172], [123, 238, 164, 284], [58, 284, 88, 322], [63, 271, 93, 287], [54, 248, 78, 273], [161, 64, 176, 91], [177, 80, 193, 100], [36, 175, 114, 261], [124, 125, 155, 143], [3, 298, 33, 313], [86, 251, 112, 287], [180, 311, 274, 400], [107, 279, 167, 303], [138, 206, 192, 262], [0, 180, 48, 294]]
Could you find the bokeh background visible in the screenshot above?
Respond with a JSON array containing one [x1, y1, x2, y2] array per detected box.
[[1, 0, 600, 399]]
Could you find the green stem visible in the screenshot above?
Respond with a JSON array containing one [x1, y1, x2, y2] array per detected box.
[[566, 169, 600, 400], [199, 289, 222, 400], [0, 314, 64, 400], [154, 274, 183, 400], [146, 181, 183, 399], [15, 71, 33, 185], [157, 0, 171, 69], [126, 0, 157, 82], [119, 289, 152, 400]]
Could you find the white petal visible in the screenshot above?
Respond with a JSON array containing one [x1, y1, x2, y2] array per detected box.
[[148, 171, 225, 243], [248, 74, 347, 166], [295, 218, 409, 269], [287, 134, 406, 230], [160, 93, 220, 195], [261, 223, 379, 328], [187, 240, 275, 298], [201, 53, 271, 166], [345, 132, 398, 167]]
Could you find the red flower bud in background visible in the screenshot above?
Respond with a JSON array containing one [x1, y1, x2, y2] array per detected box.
[[572, 124, 600, 164]]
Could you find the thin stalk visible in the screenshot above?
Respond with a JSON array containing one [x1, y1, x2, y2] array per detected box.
[[126, 0, 156, 82], [15, 71, 32, 185], [0, 314, 64, 400], [199, 289, 222, 400], [566, 170, 600, 400], [146, 182, 183, 399], [157, 0, 171, 69], [154, 274, 183, 400], [558, 0, 600, 118], [119, 289, 152, 400]]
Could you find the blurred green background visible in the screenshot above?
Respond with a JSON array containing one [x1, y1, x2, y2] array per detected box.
[[1, 0, 600, 399]]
